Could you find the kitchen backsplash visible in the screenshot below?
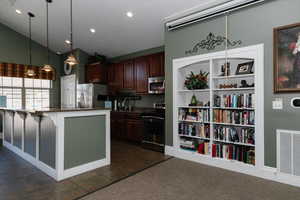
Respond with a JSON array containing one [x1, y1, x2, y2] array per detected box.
[[133, 95, 164, 108]]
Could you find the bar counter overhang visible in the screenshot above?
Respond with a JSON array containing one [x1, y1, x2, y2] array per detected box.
[[1, 108, 111, 181]]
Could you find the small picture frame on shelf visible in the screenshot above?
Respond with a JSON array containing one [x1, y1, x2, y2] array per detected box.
[[235, 61, 254, 75]]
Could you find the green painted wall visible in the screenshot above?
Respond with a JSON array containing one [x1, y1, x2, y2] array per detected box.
[[0, 22, 61, 107], [109, 46, 164, 63], [64, 115, 106, 170], [165, 0, 300, 167]]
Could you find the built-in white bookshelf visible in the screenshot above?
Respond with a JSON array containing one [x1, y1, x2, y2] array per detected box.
[[172, 45, 264, 172]]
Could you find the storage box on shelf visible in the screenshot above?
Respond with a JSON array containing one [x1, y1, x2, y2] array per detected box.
[[173, 45, 264, 172]]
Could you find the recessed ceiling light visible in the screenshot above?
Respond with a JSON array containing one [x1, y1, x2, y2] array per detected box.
[[56, 51, 61, 55], [126, 11, 133, 18], [90, 28, 96, 33], [65, 40, 71, 44], [15, 9, 22, 14]]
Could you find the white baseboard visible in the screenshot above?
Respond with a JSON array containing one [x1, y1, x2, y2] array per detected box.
[[165, 145, 300, 188], [61, 158, 109, 181]]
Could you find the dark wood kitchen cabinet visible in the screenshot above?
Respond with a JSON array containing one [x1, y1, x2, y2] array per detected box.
[[125, 119, 143, 143], [111, 112, 144, 143], [107, 64, 117, 95], [149, 52, 165, 77], [123, 60, 135, 90], [107, 51, 164, 95], [86, 62, 107, 83], [111, 112, 126, 140], [135, 56, 149, 94], [114, 62, 124, 92]]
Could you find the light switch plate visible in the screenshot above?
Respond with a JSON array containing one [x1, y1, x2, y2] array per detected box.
[[273, 98, 283, 110]]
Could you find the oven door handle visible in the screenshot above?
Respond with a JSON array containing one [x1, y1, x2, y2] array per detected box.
[[141, 116, 165, 120]]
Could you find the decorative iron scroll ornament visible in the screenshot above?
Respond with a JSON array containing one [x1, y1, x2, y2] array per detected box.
[[185, 32, 242, 55]]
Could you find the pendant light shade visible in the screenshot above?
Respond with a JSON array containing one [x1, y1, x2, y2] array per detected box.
[[42, 0, 54, 72], [42, 64, 53, 72], [26, 12, 35, 77], [26, 69, 36, 77], [64, 53, 79, 66], [64, 0, 79, 66]]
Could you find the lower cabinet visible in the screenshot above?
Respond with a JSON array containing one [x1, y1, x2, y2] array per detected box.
[[111, 112, 143, 143], [125, 119, 143, 143], [111, 112, 125, 140]]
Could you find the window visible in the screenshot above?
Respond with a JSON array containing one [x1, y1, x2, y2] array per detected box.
[[0, 77, 51, 110]]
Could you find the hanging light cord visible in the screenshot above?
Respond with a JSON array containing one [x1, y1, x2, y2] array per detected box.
[[28, 12, 35, 109], [29, 14, 32, 65], [46, 1, 50, 64], [70, 0, 73, 52]]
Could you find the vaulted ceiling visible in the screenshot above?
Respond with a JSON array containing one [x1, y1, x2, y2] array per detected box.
[[0, 0, 224, 58]]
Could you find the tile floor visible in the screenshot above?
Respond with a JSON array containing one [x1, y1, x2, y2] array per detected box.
[[0, 140, 170, 200]]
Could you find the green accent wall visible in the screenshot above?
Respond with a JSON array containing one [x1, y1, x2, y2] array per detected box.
[[165, 0, 300, 167], [0, 22, 61, 107], [64, 115, 106, 170], [109, 46, 164, 63]]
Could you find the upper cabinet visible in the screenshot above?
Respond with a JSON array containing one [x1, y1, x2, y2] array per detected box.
[[106, 51, 164, 95], [149, 52, 165, 77], [123, 60, 135, 90], [86, 62, 107, 83], [114, 62, 124, 91], [135, 56, 149, 94], [107, 63, 116, 95]]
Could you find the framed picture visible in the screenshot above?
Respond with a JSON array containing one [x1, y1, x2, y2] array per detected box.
[[274, 23, 300, 93], [235, 61, 254, 75]]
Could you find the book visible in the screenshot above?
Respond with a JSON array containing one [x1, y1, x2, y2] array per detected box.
[[214, 93, 254, 108], [213, 109, 255, 125], [213, 143, 255, 165]]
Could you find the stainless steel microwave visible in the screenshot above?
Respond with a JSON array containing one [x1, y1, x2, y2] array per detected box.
[[148, 77, 165, 94]]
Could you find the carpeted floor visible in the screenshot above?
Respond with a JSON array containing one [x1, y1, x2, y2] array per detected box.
[[81, 158, 300, 200]]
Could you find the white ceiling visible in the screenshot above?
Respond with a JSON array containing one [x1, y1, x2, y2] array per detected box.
[[0, 0, 223, 58]]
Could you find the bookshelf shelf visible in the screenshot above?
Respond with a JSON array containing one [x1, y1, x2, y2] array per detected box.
[[177, 106, 210, 109], [177, 89, 210, 93], [213, 139, 255, 147], [212, 122, 255, 127], [212, 74, 254, 79], [179, 134, 210, 140], [179, 149, 211, 157], [178, 120, 210, 124], [211, 157, 256, 168], [212, 107, 254, 110], [173, 45, 264, 172], [213, 87, 254, 91]]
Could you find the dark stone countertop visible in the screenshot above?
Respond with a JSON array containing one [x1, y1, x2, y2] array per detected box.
[[0, 107, 111, 115]]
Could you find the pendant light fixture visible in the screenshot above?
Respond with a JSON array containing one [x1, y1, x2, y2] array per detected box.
[[64, 0, 79, 66], [42, 0, 54, 72], [26, 12, 36, 77]]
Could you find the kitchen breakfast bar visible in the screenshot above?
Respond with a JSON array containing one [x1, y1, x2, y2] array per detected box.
[[1, 108, 110, 181]]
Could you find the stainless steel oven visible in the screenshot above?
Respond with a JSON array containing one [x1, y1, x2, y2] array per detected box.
[[148, 77, 165, 94]]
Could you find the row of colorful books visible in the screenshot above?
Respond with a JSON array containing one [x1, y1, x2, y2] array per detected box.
[[179, 123, 210, 138], [213, 109, 255, 125], [212, 143, 255, 165], [197, 141, 210, 155], [179, 108, 210, 122], [214, 93, 255, 108], [214, 126, 255, 144]]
